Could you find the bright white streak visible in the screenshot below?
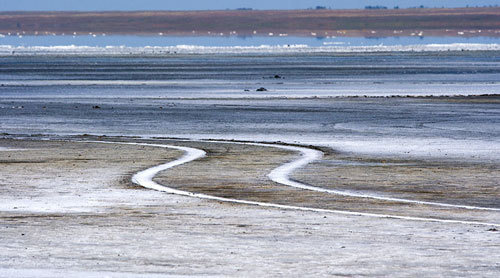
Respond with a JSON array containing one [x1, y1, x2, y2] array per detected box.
[[262, 143, 500, 212], [96, 140, 500, 227], [174, 139, 500, 212]]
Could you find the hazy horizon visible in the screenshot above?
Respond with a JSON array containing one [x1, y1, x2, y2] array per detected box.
[[0, 0, 499, 11]]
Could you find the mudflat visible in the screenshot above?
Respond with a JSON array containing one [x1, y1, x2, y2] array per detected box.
[[0, 137, 499, 277]]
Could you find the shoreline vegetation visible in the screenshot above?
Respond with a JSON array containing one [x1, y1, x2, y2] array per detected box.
[[0, 7, 499, 37]]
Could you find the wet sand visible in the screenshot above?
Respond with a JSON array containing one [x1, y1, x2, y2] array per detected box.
[[0, 137, 499, 277]]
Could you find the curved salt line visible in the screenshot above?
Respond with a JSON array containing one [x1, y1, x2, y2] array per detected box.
[[261, 144, 500, 212], [93, 140, 498, 227], [176, 139, 500, 212]]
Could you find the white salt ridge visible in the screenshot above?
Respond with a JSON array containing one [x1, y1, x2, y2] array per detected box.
[[1, 43, 499, 55], [0, 147, 24, 151], [263, 143, 500, 211], [194, 139, 500, 211], [111, 140, 500, 227]]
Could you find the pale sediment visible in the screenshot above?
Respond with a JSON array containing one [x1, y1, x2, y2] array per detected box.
[[150, 139, 500, 224], [0, 137, 499, 276]]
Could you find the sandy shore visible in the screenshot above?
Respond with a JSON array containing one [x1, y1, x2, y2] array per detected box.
[[0, 137, 499, 277]]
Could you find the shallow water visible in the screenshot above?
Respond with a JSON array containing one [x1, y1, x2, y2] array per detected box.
[[1, 51, 499, 98], [0, 52, 499, 161], [1, 35, 498, 47]]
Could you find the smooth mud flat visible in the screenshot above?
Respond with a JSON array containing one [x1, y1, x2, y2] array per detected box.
[[0, 50, 499, 276], [0, 137, 499, 277]]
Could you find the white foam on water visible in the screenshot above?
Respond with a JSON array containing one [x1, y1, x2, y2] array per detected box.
[[1, 43, 499, 55]]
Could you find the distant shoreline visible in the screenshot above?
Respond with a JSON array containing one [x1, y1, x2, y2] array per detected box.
[[1, 7, 499, 37]]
